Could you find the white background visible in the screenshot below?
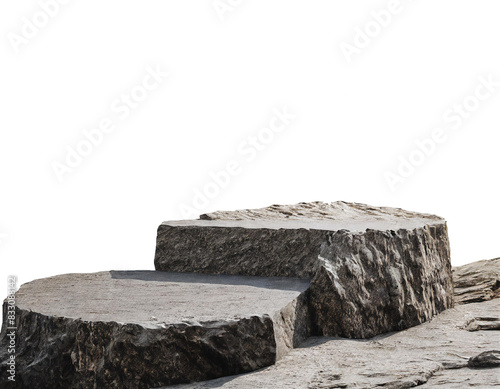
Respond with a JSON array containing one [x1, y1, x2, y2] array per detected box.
[[1, 1, 499, 303]]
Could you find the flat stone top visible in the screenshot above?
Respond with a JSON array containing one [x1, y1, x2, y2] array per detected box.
[[14, 271, 309, 329], [164, 202, 444, 232]]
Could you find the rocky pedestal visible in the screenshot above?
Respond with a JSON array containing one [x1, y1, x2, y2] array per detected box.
[[0, 201, 457, 388], [0, 271, 310, 388], [155, 202, 454, 338]]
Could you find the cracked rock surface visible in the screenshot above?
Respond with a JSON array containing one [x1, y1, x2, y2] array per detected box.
[[155, 202, 454, 338], [0, 271, 310, 389]]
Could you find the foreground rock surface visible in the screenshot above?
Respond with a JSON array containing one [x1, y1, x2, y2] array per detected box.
[[0, 271, 310, 389], [155, 202, 454, 338], [453, 257, 500, 304], [167, 298, 500, 389]]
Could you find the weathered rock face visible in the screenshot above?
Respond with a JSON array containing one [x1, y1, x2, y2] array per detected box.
[[0, 202, 458, 388], [155, 202, 454, 338], [468, 350, 500, 368], [0, 271, 310, 389], [166, 298, 500, 389], [453, 257, 500, 304], [310, 226, 452, 338]]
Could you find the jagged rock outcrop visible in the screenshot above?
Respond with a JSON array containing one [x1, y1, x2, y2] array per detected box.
[[0, 271, 310, 389], [453, 257, 500, 304], [155, 202, 454, 338]]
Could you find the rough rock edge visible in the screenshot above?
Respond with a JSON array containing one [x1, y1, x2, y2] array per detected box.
[[468, 350, 500, 368], [155, 210, 453, 338], [200, 201, 442, 222], [0, 292, 310, 389], [166, 299, 500, 389], [272, 290, 312, 360], [453, 257, 500, 304], [309, 226, 453, 338]]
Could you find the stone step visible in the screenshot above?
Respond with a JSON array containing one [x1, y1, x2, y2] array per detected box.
[[0, 271, 310, 388], [155, 201, 454, 338], [0, 201, 456, 388]]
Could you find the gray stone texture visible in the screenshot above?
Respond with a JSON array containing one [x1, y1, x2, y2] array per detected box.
[[453, 257, 500, 304], [155, 202, 454, 338], [0, 271, 310, 389], [166, 299, 500, 389], [0, 202, 464, 388]]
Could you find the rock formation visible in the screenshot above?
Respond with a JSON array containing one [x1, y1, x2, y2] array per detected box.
[[0, 271, 310, 388], [155, 201, 454, 338], [167, 298, 500, 389], [0, 202, 462, 388], [166, 258, 500, 389]]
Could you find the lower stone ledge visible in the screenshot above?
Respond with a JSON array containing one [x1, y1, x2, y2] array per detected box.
[[0, 271, 310, 389]]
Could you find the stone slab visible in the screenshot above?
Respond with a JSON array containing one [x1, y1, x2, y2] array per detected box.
[[155, 202, 454, 338], [0, 271, 310, 389]]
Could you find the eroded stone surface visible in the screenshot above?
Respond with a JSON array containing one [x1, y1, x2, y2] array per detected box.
[[155, 202, 454, 338], [200, 201, 440, 226], [166, 298, 500, 389], [453, 257, 500, 304], [0, 271, 310, 389], [468, 350, 500, 368]]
